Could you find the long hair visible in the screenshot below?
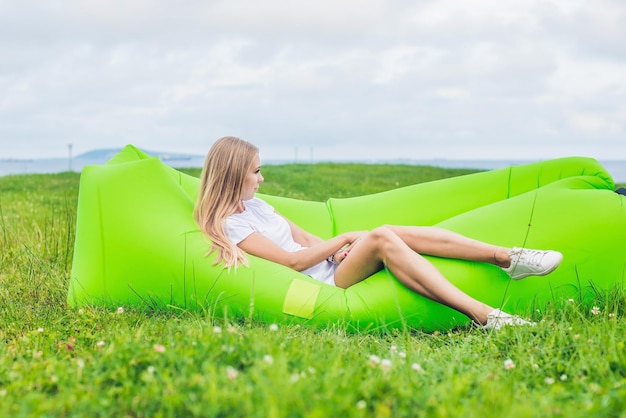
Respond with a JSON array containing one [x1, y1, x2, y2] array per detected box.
[[194, 136, 259, 268]]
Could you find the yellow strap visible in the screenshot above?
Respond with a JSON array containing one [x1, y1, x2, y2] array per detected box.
[[282, 279, 321, 319]]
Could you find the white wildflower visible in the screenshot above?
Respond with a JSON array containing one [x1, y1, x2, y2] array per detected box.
[[226, 366, 239, 381], [411, 363, 424, 373], [380, 359, 392, 372], [368, 355, 381, 367], [504, 359, 516, 370]]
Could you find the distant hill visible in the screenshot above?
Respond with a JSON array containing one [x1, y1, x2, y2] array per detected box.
[[75, 149, 124, 160], [76, 148, 202, 161]]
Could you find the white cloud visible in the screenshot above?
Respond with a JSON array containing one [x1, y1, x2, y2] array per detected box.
[[0, 0, 624, 162], [372, 46, 421, 84]]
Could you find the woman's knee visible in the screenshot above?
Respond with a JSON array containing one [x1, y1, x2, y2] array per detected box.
[[370, 225, 393, 240], [369, 226, 402, 251]]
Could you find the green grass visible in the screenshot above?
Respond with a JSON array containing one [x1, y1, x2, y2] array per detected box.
[[1, 166, 626, 417]]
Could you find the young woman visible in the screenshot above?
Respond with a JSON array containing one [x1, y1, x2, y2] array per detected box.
[[194, 136, 563, 330]]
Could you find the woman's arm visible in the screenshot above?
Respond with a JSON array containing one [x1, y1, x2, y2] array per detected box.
[[237, 231, 355, 272]]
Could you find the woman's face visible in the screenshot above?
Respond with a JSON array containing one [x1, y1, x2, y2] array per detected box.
[[241, 153, 263, 201]]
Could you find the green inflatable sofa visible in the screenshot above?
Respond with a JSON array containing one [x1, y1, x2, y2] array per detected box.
[[68, 145, 626, 332]]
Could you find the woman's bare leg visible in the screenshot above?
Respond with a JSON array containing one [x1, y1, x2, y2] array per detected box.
[[334, 226, 493, 324], [386, 225, 512, 267]]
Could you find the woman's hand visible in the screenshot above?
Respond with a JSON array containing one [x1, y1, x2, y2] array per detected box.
[[329, 231, 368, 264], [342, 231, 368, 244], [328, 245, 349, 264]]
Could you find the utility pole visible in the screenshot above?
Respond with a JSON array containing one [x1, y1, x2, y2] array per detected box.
[[68, 143, 73, 172]]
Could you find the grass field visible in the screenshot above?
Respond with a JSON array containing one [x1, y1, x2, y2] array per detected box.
[[1, 164, 625, 417]]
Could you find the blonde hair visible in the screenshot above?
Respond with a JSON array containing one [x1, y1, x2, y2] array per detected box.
[[194, 136, 259, 267]]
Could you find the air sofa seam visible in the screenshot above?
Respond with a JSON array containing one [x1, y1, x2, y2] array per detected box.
[[506, 166, 512, 199], [326, 198, 353, 321]]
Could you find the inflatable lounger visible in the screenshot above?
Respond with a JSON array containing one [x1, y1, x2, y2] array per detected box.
[[68, 145, 626, 332]]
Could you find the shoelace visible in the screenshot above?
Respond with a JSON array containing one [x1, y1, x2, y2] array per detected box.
[[511, 248, 545, 267]]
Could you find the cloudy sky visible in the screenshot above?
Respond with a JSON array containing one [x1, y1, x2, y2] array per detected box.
[[1, 0, 625, 162]]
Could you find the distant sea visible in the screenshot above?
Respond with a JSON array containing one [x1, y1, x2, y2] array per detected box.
[[1, 154, 625, 184]]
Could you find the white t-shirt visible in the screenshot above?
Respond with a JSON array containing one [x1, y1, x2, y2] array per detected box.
[[225, 198, 337, 286]]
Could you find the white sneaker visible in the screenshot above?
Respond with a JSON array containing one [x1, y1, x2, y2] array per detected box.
[[503, 247, 563, 280], [482, 309, 536, 331]]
